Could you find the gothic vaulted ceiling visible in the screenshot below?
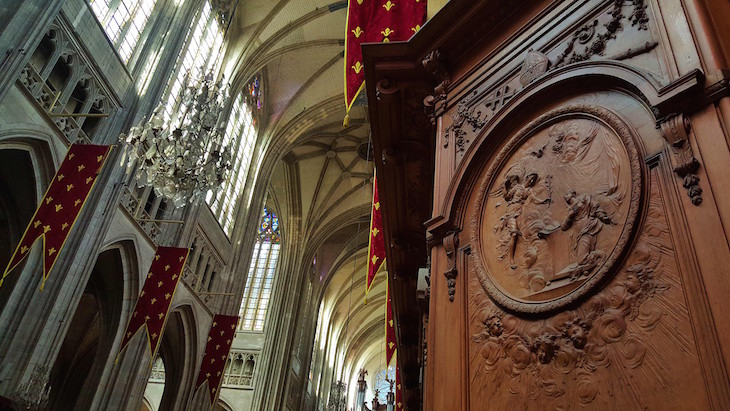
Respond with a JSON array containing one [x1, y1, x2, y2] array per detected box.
[[222, 0, 383, 402]]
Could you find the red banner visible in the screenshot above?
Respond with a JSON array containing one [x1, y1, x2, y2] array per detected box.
[[196, 314, 239, 409], [118, 247, 188, 362], [1, 143, 111, 290], [396, 363, 404, 410], [344, 0, 427, 125], [386, 281, 396, 365], [365, 173, 385, 301]]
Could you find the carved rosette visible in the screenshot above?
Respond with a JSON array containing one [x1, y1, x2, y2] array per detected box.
[[470, 104, 643, 314]]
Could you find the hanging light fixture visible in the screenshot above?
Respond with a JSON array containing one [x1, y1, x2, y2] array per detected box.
[[121, 71, 233, 208], [327, 380, 347, 411]]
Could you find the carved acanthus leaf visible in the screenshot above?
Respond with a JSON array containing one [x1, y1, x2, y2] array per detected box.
[[659, 113, 702, 205]]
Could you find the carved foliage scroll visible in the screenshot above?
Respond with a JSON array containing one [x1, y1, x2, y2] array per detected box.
[[443, 231, 459, 302], [470, 105, 642, 313], [443, 0, 652, 157], [659, 114, 702, 205], [469, 169, 706, 408]]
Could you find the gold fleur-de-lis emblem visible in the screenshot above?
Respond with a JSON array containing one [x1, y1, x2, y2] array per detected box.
[[21, 245, 29, 254], [55, 204, 63, 212], [215, 344, 220, 350], [48, 247, 57, 256], [45, 197, 53, 204], [77, 164, 85, 172], [383, 1, 394, 11], [381, 28, 394, 38], [57, 174, 64, 181], [372, 227, 379, 237], [155, 254, 160, 260], [43, 225, 51, 233], [352, 61, 363, 74], [69, 153, 75, 160], [61, 222, 69, 230], [157, 281, 163, 287], [66, 184, 74, 192], [371, 255, 379, 265], [352, 26, 363, 38], [389, 319, 394, 327], [411, 24, 421, 33], [150, 298, 157, 305], [158, 313, 164, 319], [74, 199, 81, 207], [147, 272, 153, 279], [151, 332, 158, 339], [179, 256, 184, 262], [388, 342, 394, 349], [165, 293, 171, 300], [33, 220, 41, 228], [374, 201, 380, 210], [164, 264, 170, 271], [97, 155, 103, 162], [86, 177, 93, 184]]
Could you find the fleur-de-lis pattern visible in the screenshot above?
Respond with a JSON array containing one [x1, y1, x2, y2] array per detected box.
[[1, 144, 111, 290], [345, 0, 426, 114], [386, 280, 397, 365], [196, 314, 239, 407], [365, 174, 386, 299], [118, 247, 189, 363]]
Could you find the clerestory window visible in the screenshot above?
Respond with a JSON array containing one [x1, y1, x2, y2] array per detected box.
[[238, 207, 280, 331], [89, 0, 160, 63]]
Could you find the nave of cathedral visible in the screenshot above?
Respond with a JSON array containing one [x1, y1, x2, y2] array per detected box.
[[1, 1, 730, 410]]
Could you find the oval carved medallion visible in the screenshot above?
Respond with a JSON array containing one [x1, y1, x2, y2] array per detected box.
[[471, 104, 642, 313]]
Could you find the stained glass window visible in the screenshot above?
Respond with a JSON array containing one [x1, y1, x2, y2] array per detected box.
[[374, 366, 396, 403], [238, 207, 280, 331], [89, 0, 159, 63]]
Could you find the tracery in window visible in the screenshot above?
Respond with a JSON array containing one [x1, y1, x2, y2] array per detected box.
[[206, 76, 261, 235], [161, 1, 224, 120], [373, 365, 396, 403], [238, 207, 280, 331], [89, 0, 159, 63]]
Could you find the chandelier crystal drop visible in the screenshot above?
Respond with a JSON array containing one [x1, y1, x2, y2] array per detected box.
[[121, 71, 233, 208]]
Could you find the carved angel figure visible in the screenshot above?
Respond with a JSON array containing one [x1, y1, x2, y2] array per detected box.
[[493, 164, 551, 269], [540, 190, 615, 282]]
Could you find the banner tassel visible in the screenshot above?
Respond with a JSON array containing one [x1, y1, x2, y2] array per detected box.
[[343, 112, 350, 127]]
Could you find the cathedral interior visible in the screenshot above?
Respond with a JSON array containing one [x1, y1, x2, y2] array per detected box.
[[1, 0, 730, 410]]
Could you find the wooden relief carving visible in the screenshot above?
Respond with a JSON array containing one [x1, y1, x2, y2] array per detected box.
[[659, 113, 702, 205], [553, 0, 649, 69], [467, 166, 712, 407], [470, 105, 642, 313], [443, 231, 459, 302]]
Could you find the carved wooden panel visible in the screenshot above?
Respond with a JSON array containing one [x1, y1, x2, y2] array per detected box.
[[470, 105, 641, 313], [466, 117, 712, 409]]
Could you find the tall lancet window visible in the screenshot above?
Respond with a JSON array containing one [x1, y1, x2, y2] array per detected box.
[[161, 1, 224, 119], [206, 76, 261, 235], [89, 0, 160, 63], [238, 207, 280, 331]]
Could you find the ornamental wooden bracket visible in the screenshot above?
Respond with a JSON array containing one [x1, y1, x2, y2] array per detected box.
[[443, 230, 459, 302], [659, 113, 702, 205]]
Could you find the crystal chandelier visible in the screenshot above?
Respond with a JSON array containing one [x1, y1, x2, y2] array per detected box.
[[121, 71, 232, 207], [327, 380, 347, 411]]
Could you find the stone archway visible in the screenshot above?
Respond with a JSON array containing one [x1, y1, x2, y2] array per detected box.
[[156, 305, 198, 411], [47, 247, 125, 410], [0, 147, 43, 313]]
